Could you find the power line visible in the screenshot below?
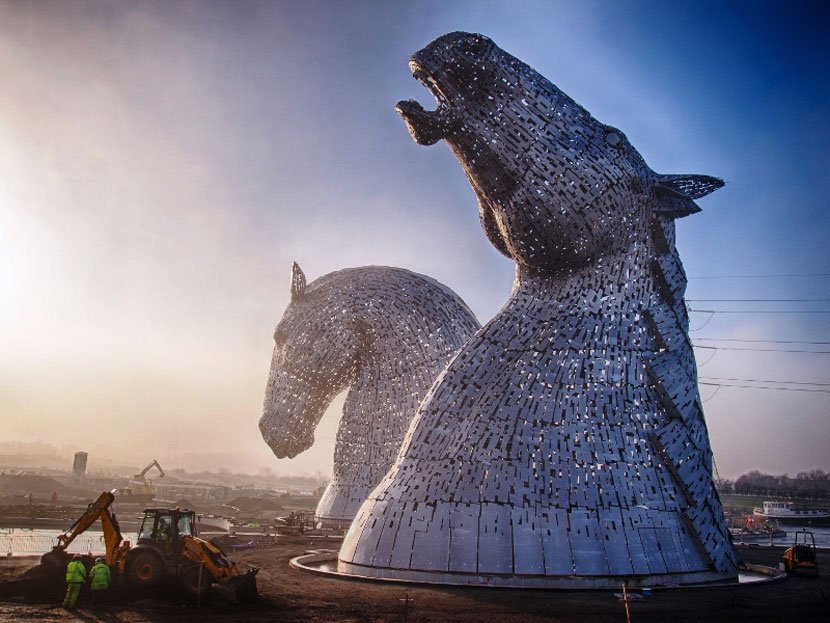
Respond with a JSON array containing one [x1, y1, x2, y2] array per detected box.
[[689, 313, 716, 332], [689, 273, 830, 279], [689, 308, 830, 315], [699, 376, 830, 387], [687, 298, 830, 302], [693, 344, 830, 354], [700, 384, 722, 403], [696, 338, 830, 345], [696, 348, 719, 366], [698, 381, 830, 394]]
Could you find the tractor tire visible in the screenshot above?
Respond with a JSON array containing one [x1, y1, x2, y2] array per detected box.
[[181, 565, 212, 600], [126, 550, 164, 588]]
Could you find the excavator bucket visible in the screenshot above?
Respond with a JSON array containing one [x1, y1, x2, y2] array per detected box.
[[218, 568, 259, 603]]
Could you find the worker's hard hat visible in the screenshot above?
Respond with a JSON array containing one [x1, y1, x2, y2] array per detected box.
[[95, 557, 104, 563], [73, 554, 83, 560]]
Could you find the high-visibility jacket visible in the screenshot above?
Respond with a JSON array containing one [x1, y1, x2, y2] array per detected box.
[[66, 560, 87, 584], [89, 563, 111, 590]]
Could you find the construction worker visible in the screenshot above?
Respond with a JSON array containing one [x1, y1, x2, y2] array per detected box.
[[63, 554, 87, 609], [158, 516, 176, 553], [89, 557, 111, 604]]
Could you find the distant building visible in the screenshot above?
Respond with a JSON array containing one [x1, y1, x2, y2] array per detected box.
[[72, 452, 88, 478]]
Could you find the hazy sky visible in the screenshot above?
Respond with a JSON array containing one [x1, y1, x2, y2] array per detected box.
[[1, 1, 827, 479]]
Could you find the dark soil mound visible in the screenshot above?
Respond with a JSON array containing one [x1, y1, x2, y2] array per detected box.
[[0, 550, 74, 601]]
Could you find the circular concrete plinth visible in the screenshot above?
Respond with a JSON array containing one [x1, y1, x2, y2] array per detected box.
[[290, 551, 785, 590]]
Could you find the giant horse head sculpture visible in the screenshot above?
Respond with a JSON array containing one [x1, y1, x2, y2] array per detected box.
[[397, 32, 723, 274], [260, 263, 479, 522], [338, 33, 738, 587], [260, 263, 359, 461]]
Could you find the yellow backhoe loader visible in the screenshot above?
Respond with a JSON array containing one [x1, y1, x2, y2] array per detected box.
[[41, 491, 257, 601], [781, 530, 818, 577]]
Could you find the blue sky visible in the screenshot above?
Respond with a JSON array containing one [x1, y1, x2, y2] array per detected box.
[[0, 1, 827, 477]]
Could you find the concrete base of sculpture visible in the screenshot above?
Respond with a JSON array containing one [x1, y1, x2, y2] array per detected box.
[[338, 560, 733, 589], [292, 553, 774, 589]]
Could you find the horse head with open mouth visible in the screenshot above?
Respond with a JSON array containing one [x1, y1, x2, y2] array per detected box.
[[260, 263, 479, 522], [339, 33, 738, 586]]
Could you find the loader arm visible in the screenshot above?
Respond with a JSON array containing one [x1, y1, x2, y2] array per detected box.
[[180, 535, 259, 600], [54, 491, 124, 565], [181, 535, 239, 579]]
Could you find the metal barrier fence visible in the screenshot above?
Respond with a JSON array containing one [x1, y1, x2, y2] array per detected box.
[[0, 531, 137, 556], [0, 533, 100, 555]]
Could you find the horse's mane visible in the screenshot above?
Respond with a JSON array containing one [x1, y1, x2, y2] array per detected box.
[[643, 190, 740, 572]]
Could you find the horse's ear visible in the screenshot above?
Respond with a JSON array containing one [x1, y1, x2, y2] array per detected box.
[[652, 174, 724, 218], [290, 262, 307, 301]]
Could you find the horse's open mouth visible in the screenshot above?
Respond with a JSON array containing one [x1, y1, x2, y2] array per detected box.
[[396, 61, 459, 145]]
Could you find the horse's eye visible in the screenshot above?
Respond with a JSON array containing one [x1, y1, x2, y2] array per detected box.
[[458, 35, 489, 55], [604, 131, 623, 149]]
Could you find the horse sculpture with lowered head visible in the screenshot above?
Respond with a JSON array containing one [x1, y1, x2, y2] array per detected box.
[[260, 263, 479, 523], [338, 33, 739, 587]]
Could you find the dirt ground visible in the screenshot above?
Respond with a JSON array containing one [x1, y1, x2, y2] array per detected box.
[[0, 540, 828, 622]]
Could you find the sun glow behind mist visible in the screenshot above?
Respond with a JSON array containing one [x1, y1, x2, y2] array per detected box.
[[0, 148, 27, 327]]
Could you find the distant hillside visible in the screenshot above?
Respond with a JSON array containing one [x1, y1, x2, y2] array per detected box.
[[0, 474, 94, 500]]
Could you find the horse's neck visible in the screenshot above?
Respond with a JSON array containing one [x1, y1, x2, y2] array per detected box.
[[353, 349, 437, 393], [335, 325, 442, 476], [509, 245, 657, 323]]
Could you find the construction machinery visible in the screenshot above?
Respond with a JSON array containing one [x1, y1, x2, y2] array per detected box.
[[128, 459, 165, 499], [781, 529, 818, 577], [133, 459, 165, 483], [41, 491, 258, 601]]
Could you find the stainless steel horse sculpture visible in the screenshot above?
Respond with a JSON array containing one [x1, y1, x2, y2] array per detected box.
[[260, 263, 480, 524], [338, 33, 739, 587]]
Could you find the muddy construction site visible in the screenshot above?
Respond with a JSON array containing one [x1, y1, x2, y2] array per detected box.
[[0, 539, 828, 622]]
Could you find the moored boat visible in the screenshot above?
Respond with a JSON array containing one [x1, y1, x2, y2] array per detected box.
[[753, 501, 830, 526]]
